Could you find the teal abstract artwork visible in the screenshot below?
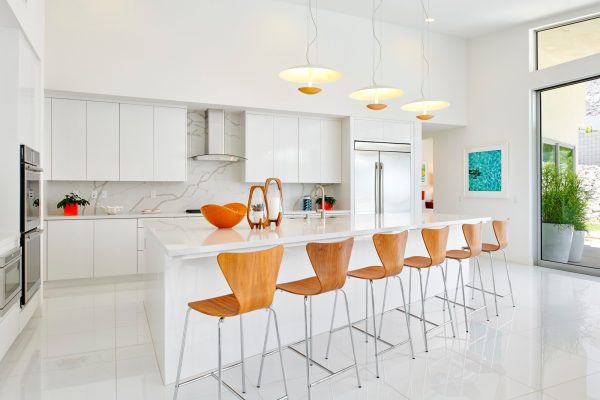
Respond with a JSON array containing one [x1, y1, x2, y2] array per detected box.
[[468, 150, 502, 192]]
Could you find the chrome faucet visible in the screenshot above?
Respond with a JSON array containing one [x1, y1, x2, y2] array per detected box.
[[315, 185, 326, 219]]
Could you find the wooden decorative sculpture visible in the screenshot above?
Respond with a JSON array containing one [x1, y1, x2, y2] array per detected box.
[[264, 177, 283, 227], [247, 185, 270, 229]]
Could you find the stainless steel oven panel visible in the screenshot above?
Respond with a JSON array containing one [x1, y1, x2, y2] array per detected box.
[[0, 248, 22, 312], [23, 165, 42, 232], [22, 229, 42, 305]]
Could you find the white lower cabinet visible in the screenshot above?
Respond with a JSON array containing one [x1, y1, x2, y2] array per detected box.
[[47, 219, 138, 281], [47, 220, 94, 280], [93, 219, 138, 277]]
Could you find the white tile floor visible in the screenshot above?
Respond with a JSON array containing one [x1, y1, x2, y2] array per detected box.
[[1, 260, 600, 399]]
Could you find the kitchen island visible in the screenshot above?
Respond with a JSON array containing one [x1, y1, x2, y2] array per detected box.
[[143, 212, 490, 383]]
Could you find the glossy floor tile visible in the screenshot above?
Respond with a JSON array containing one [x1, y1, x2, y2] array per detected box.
[[1, 262, 600, 399]]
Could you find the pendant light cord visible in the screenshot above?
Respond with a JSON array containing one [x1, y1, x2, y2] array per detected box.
[[306, 0, 318, 65], [420, 0, 431, 99], [371, 0, 383, 85]]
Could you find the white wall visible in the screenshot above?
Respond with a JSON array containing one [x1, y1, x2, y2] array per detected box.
[[431, 6, 600, 264], [3, 0, 44, 57], [44, 0, 467, 126]]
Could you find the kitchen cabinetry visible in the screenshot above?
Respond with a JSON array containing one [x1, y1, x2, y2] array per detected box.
[[354, 118, 412, 144], [51, 99, 87, 180], [43, 98, 52, 178], [273, 116, 299, 182], [120, 104, 154, 181], [44, 96, 187, 182], [87, 101, 120, 181], [245, 112, 342, 184], [298, 118, 321, 182], [93, 219, 137, 277], [47, 219, 94, 280], [154, 107, 187, 181]]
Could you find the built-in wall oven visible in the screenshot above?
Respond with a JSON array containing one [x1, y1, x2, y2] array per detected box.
[[20, 145, 43, 306], [0, 247, 21, 315]]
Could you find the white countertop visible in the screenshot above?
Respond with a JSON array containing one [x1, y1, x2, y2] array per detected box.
[[144, 212, 490, 258], [0, 231, 20, 255], [44, 209, 351, 221]]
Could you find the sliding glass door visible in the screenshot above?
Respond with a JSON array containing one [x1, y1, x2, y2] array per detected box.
[[538, 77, 600, 271]]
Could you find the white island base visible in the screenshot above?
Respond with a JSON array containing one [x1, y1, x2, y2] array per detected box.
[[143, 213, 489, 384]]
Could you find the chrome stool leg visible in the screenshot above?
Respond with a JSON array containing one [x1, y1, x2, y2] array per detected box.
[[488, 251, 499, 316], [476, 257, 490, 321], [173, 308, 191, 400], [458, 260, 469, 333], [304, 296, 312, 400], [309, 297, 314, 366], [325, 291, 338, 359], [364, 280, 369, 343], [502, 250, 516, 307], [397, 276, 415, 359], [270, 307, 289, 398], [418, 269, 428, 352], [218, 317, 224, 400], [369, 280, 380, 378], [256, 309, 271, 388], [439, 265, 456, 338], [240, 315, 246, 393], [378, 277, 389, 338], [340, 289, 362, 388]]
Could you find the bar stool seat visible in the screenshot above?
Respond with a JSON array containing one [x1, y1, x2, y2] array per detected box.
[[482, 243, 501, 252], [404, 256, 433, 268], [446, 249, 471, 260], [188, 294, 241, 317], [347, 266, 387, 280], [276, 276, 322, 296]]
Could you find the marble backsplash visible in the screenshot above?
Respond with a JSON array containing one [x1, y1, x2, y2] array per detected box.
[[45, 110, 340, 216]]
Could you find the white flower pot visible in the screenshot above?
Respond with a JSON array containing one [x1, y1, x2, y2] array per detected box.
[[250, 211, 264, 223], [568, 230, 586, 263], [541, 223, 574, 263]]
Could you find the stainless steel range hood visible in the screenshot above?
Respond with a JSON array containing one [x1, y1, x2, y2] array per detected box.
[[190, 109, 245, 162]]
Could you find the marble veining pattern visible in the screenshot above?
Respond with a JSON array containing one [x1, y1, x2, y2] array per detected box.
[[45, 110, 339, 216]]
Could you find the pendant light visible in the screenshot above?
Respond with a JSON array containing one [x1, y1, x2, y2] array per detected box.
[[351, 0, 403, 110], [401, 0, 449, 120], [279, 0, 342, 95]]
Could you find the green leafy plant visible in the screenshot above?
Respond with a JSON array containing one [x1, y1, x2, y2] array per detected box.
[[315, 196, 336, 207], [541, 165, 591, 231], [56, 192, 90, 209], [251, 203, 264, 212]]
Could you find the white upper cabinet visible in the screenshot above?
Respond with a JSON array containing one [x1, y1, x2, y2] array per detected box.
[[320, 119, 342, 183], [43, 98, 52, 179], [245, 113, 274, 182], [119, 104, 154, 181], [354, 118, 384, 142], [383, 121, 412, 143], [87, 101, 120, 181], [51, 98, 87, 180], [154, 106, 187, 181], [298, 118, 321, 183], [273, 116, 299, 183]]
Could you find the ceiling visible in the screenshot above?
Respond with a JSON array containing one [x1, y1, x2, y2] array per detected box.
[[276, 0, 599, 38]]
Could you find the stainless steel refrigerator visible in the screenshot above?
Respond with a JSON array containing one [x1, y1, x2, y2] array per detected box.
[[354, 141, 412, 213]]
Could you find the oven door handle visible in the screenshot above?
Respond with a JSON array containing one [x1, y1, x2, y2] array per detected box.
[[25, 165, 44, 173], [25, 228, 44, 240]]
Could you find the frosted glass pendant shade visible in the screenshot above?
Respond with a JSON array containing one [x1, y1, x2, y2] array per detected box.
[[350, 85, 404, 110], [402, 99, 450, 119], [279, 65, 342, 95]]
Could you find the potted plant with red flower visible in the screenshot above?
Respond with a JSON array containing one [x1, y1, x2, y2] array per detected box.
[[315, 195, 336, 211], [57, 192, 90, 216]]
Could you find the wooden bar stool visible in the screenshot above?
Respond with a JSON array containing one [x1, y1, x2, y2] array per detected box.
[[259, 238, 360, 400], [481, 220, 515, 315], [446, 222, 490, 333], [173, 245, 288, 400], [404, 226, 456, 352], [344, 231, 415, 378]]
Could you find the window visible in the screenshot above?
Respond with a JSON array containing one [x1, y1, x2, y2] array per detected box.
[[536, 16, 600, 70]]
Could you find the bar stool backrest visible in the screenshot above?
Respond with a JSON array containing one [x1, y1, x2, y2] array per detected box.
[[422, 226, 449, 266], [306, 237, 354, 293], [217, 245, 284, 314], [373, 231, 409, 277], [493, 220, 509, 250], [463, 223, 483, 257]]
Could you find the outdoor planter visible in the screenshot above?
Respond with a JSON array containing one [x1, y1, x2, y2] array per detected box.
[[568, 230, 586, 263], [542, 223, 574, 263]]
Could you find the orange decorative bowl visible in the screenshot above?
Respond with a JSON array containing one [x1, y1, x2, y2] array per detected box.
[[200, 203, 247, 229]]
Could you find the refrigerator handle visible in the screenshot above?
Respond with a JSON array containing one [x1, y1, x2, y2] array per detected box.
[[380, 162, 384, 214], [374, 162, 379, 213]]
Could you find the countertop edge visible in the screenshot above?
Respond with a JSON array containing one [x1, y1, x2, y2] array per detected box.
[[146, 215, 491, 258]]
